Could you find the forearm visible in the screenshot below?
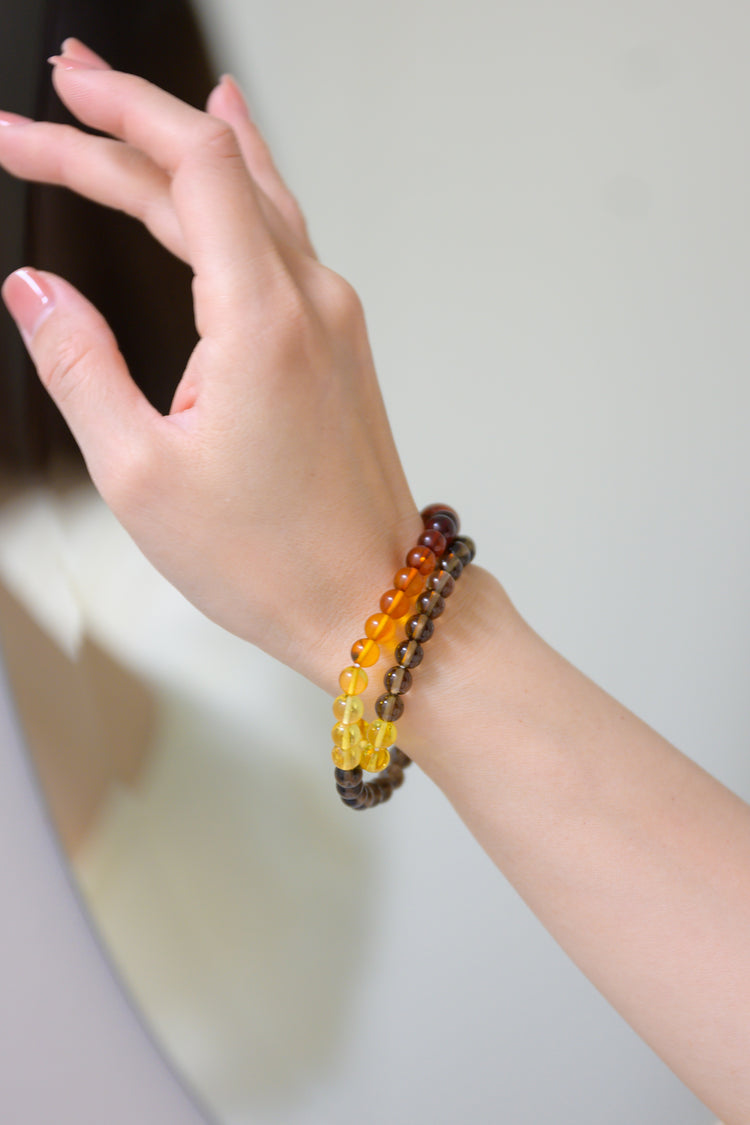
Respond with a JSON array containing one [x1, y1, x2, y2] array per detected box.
[[395, 565, 750, 1122]]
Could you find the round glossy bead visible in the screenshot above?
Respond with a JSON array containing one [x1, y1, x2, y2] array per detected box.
[[364, 613, 395, 643], [405, 545, 437, 576], [393, 567, 424, 597], [350, 638, 380, 667], [394, 638, 424, 669], [452, 536, 476, 564], [360, 745, 390, 773], [375, 692, 405, 722], [426, 570, 455, 597], [425, 511, 458, 543], [390, 748, 412, 769], [388, 764, 405, 789], [380, 588, 413, 618], [372, 778, 393, 801], [339, 665, 368, 696], [384, 665, 413, 694], [332, 745, 361, 770], [367, 719, 398, 749], [335, 767, 363, 789], [438, 553, 463, 579], [420, 503, 460, 532], [332, 722, 364, 751], [416, 590, 446, 619], [418, 527, 447, 556], [405, 613, 434, 643], [332, 694, 364, 724]]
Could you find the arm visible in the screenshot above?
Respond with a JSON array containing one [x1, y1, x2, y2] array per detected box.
[[1, 43, 747, 1124]]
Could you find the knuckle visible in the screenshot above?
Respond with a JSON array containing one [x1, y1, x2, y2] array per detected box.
[[199, 117, 242, 162], [43, 337, 96, 404]]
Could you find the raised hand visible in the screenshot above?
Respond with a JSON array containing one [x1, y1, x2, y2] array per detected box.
[[0, 42, 420, 687]]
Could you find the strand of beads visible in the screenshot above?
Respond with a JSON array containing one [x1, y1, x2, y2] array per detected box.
[[332, 505, 476, 810]]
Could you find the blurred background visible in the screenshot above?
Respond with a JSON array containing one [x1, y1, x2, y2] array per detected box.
[[1, 1, 747, 1122]]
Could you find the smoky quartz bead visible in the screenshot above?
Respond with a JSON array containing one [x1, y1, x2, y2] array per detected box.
[[405, 613, 434, 643], [384, 665, 413, 694], [375, 692, 405, 721], [425, 570, 455, 597], [452, 536, 476, 564], [416, 589, 446, 619], [438, 552, 463, 579], [394, 638, 424, 669]]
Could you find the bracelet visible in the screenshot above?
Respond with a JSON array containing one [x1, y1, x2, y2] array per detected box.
[[331, 504, 476, 811]]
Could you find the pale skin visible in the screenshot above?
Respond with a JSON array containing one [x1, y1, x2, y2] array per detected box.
[[0, 38, 747, 1123]]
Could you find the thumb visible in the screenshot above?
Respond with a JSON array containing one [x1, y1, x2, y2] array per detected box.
[[2, 268, 159, 491]]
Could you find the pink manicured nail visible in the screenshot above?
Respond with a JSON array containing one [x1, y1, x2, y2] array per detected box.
[[2, 269, 56, 343], [48, 54, 102, 71], [0, 110, 32, 127], [60, 38, 110, 69]]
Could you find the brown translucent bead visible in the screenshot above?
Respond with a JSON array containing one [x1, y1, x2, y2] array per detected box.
[[380, 588, 413, 618], [364, 613, 395, 642], [335, 767, 363, 789], [425, 570, 455, 597], [439, 553, 463, 579], [384, 665, 413, 694], [350, 637, 380, 666], [420, 503, 460, 531], [372, 778, 394, 801], [387, 764, 405, 789], [418, 527, 447, 556], [405, 545, 437, 576], [393, 567, 424, 597], [405, 613, 434, 643], [375, 692, 405, 722], [394, 638, 424, 669], [390, 748, 412, 769], [416, 590, 446, 619], [452, 536, 476, 564]]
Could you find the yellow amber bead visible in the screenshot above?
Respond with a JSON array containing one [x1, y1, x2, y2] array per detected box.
[[360, 745, 390, 773], [332, 694, 364, 724], [366, 719, 397, 749], [332, 745, 361, 770], [364, 613, 396, 643], [332, 722, 364, 751], [339, 665, 368, 695], [350, 638, 380, 667]]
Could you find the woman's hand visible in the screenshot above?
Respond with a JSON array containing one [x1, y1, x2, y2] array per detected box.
[[0, 40, 420, 687]]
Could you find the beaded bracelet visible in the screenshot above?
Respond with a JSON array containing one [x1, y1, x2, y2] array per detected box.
[[331, 504, 476, 810]]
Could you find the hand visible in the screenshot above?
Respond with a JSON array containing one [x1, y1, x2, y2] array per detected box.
[[0, 41, 420, 688]]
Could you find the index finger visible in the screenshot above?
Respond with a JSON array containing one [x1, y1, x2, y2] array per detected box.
[[50, 60, 284, 329]]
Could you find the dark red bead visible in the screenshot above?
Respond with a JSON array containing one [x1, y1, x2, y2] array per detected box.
[[405, 545, 437, 575], [425, 511, 458, 544], [420, 504, 460, 532], [418, 527, 447, 556]]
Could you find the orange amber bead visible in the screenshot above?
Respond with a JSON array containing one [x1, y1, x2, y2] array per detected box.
[[364, 613, 395, 642], [350, 638, 380, 666], [339, 665, 368, 695], [380, 588, 413, 618], [332, 745, 361, 770], [393, 567, 424, 597], [406, 545, 437, 575], [332, 694, 364, 724], [360, 745, 390, 773]]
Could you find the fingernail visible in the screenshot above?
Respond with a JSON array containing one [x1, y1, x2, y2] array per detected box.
[[60, 38, 110, 69], [0, 110, 32, 127], [2, 269, 56, 343], [48, 54, 102, 71], [220, 74, 252, 118]]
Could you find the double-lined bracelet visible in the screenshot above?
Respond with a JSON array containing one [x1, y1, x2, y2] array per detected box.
[[331, 504, 475, 811]]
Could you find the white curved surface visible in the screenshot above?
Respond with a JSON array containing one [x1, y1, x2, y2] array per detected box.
[[0, 658, 211, 1125]]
